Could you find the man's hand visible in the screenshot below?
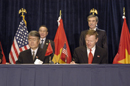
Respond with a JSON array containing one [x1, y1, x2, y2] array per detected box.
[[70, 61, 76, 64]]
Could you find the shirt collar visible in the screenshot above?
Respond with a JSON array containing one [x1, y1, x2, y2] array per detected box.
[[31, 47, 38, 56], [87, 45, 96, 57], [40, 38, 46, 44], [87, 45, 96, 51], [89, 27, 96, 31], [40, 37, 46, 41]]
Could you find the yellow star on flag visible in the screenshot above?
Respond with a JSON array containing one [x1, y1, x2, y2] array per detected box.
[[118, 49, 130, 64]]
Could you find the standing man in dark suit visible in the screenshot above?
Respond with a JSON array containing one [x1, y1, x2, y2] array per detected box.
[[16, 31, 49, 64], [38, 25, 55, 60], [71, 30, 108, 64], [79, 15, 107, 50]]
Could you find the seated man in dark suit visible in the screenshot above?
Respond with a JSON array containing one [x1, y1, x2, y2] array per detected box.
[[79, 14, 107, 50], [16, 31, 50, 64], [71, 30, 108, 64], [38, 25, 55, 60]]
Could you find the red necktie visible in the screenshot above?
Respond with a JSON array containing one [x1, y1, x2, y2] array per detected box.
[[88, 49, 93, 64]]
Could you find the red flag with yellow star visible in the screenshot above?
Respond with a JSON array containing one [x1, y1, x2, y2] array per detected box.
[[113, 18, 130, 64], [52, 17, 72, 64], [45, 42, 53, 56]]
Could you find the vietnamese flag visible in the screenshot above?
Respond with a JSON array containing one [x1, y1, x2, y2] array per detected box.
[[52, 16, 72, 64], [113, 18, 130, 64], [0, 42, 6, 64], [45, 42, 53, 56]]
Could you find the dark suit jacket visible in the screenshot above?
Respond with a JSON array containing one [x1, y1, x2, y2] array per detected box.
[[16, 47, 49, 64], [79, 28, 107, 50], [39, 39, 55, 60], [73, 45, 108, 64]]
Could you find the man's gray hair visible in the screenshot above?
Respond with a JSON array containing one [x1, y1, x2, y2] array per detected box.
[[28, 31, 40, 39], [87, 14, 98, 22]]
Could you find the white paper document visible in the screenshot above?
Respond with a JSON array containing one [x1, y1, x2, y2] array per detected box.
[[34, 59, 43, 64]]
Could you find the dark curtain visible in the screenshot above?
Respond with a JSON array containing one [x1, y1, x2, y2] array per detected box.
[[0, 0, 129, 63]]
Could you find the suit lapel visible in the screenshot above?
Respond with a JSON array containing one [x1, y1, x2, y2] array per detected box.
[[82, 46, 88, 63], [35, 47, 43, 60], [27, 49, 34, 62], [35, 47, 40, 60], [92, 46, 101, 63], [96, 28, 100, 32], [42, 39, 49, 56]]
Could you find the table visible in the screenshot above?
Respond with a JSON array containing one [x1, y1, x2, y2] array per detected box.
[[0, 64, 130, 86]]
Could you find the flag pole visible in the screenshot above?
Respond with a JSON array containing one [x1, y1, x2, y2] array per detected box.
[[57, 10, 63, 64], [60, 10, 62, 18], [55, 10, 62, 64]]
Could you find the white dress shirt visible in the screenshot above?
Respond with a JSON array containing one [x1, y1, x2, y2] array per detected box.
[[40, 38, 46, 44], [31, 47, 38, 58], [87, 45, 96, 58], [89, 27, 96, 31]]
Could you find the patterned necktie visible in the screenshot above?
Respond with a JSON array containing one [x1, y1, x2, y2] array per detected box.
[[32, 51, 35, 61], [41, 40, 44, 48], [88, 49, 93, 64]]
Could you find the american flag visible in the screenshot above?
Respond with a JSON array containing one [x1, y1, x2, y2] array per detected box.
[[62, 43, 68, 57], [9, 20, 30, 64]]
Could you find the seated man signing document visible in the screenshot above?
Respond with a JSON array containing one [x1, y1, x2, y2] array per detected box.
[[71, 30, 108, 64], [16, 31, 49, 64]]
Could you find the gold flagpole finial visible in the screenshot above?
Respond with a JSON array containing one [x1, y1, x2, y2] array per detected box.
[[123, 7, 125, 16], [90, 8, 98, 15], [19, 8, 27, 26], [122, 7, 126, 19], [60, 10, 62, 17]]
